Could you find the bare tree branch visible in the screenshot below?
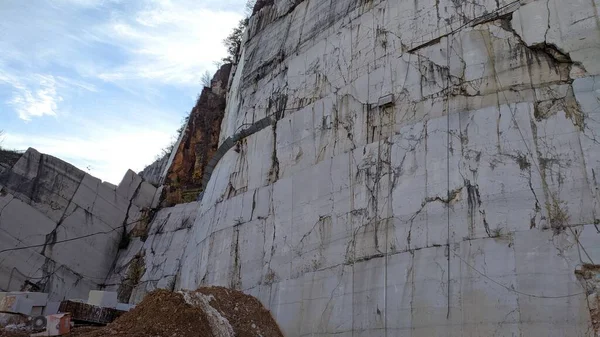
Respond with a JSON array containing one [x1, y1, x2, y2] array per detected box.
[[201, 71, 212, 87]]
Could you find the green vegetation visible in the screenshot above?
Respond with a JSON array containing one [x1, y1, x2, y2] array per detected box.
[[142, 0, 257, 171], [222, 18, 248, 63], [222, 0, 256, 63]]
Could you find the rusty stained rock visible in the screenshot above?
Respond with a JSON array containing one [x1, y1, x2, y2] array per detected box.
[[163, 64, 232, 206]]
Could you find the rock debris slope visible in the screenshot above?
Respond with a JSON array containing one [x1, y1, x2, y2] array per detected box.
[[70, 288, 283, 337]]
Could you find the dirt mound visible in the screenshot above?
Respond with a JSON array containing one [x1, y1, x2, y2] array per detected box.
[[71, 287, 283, 337], [71, 289, 213, 337], [197, 287, 283, 337]]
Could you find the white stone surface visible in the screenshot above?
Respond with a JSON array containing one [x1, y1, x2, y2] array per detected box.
[[105, 201, 201, 304], [177, 0, 600, 336], [0, 295, 33, 315], [7, 292, 48, 307], [87, 290, 118, 308], [117, 170, 143, 201], [0, 0, 598, 335], [139, 154, 170, 187], [116, 302, 135, 311], [43, 301, 60, 315], [512, 0, 600, 75], [0, 149, 156, 301]]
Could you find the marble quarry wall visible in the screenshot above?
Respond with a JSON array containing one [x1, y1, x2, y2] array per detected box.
[[139, 153, 170, 187], [104, 201, 200, 304], [2, 0, 600, 335], [176, 0, 600, 336], [0, 148, 157, 301]]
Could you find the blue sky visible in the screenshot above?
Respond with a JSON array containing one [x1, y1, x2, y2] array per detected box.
[[0, 0, 245, 184]]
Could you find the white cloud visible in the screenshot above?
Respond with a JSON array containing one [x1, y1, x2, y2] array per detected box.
[[1, 0, 244, 89], [52, 0, 121, 7], [0, 0, 246, 181], [96, 0, 243, 86], [7, 75, 61, 121], [55, 76, 99, 93], [0, 73, 96, 121], [4, 125, 173, 184]]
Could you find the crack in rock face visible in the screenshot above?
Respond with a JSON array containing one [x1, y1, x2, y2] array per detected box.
[[511, 0, 600, 75]]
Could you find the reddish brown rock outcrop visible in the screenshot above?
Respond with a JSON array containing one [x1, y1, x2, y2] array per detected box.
[[163, 64, 232, 206]]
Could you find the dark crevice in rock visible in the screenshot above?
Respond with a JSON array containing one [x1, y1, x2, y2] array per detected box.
[[231, 226, 242, 290], [498, 16, 583, 73], [530, 42, 573, 65], [252, 0, 275, 15], [119, 180, 143, 250], [425, 186, 463, 205], [116, 251, 146, 303], [268, 124, 280, 184]]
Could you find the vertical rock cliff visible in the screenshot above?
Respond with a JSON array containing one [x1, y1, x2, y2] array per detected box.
[[163, 64, 233, 205], [100, 66, 235, 306], [174, 0, 600, 336]]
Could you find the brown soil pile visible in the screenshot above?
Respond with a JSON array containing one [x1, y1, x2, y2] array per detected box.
[[71, 289, 213, 337], [197, 287, 284, 337], [71, 287, 283, 337]]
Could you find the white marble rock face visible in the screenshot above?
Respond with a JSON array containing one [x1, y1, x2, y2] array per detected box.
[[103, 201, 201, 304], [176, 0, 600, 336], [0, 151, 156, 301]]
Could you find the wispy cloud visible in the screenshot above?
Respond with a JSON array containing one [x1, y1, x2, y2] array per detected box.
[[9, 77, 62, 121], [52, 0, 122, 7], [4, 124, 173, 184], [0, 73, 97, 121], [0, 0, 246, 183], [95, 0, 243, 86]]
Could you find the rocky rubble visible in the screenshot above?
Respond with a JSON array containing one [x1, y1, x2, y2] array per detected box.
[[69, 288, 283, 337]]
